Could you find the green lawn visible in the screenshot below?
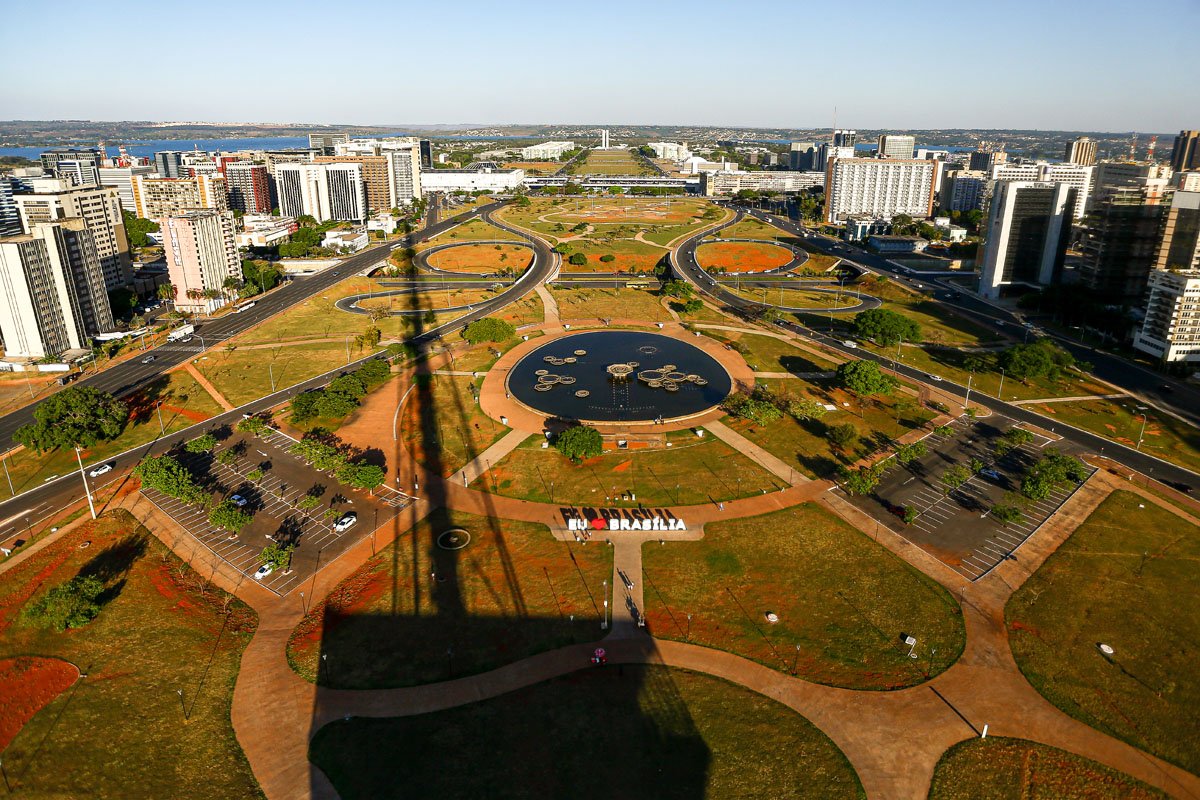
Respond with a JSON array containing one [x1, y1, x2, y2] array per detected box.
[[196, 341, 379, 408], [0, 511, 261, 798], [309, 665, 865, 799], [1007, 491, 1200, 775], [642, 503, 965, 689], [576, 148, 658, 176], [426, 217, 519, 244], [732, 286, 860, 310], [928, 737, 1167, 800], [400, 374, 509, 477], [701, 331, 840, 374], [287, 510, 611, 688], [477, 431, 786, 507], [709, 216, 797, 242], [549, 286, 675, 323]]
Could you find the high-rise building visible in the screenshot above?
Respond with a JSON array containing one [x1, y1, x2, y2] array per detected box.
[[180, 151, 221, 176], [824, 158, 937, 222], [788, 142, 818, 171], [315, 155, 390, 211], [1079, 185, 1172, 300], [383, 146, 422, 207], [877, 134, 916, 160], [1133, 269, 1200, 363], [334, 138, 424, 207], [309, 132, 349, 156], [1154, 190, 1200, 272], [97, 165, 157, 213], [520, 141, 577, 160], [978, 181, 1076, 299], [1178, 172, 1200, 192], [1065, 137, 1097, 166], [419, 140, 433, 169], [0, 179, 21, 237], [832, 129, 857, 148], [14, 177, 132, 289], [130, 174, 228, 219], [991, 161, 1093, 219], [939, 169, 990, 212], [0, 219, 114, 359], [969, 149, 1007, 172], [274, 163, 368, 222], [39, 148, 103, 186], [1089, 162, 1173, 211], [1169, 130, 1200, 173], [647, 142, 692, 161], [224, 162, 272, 214], [153, 151, 187, 179], [160, 210, 241, 314]]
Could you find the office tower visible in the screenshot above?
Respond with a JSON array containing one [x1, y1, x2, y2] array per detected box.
[[991, 161, 1093, 219], [940, 169, 990, 212], [787, 142, 817, 171], [978, 182, 1076, 299], [0, 178, 20, 237], [824, 158, 937, 222], [1178, 172, 1200, 192], [520, 141, 577, 159], [832, 129, 857, 148], [1065, 137, 1097, 166], [969, 149, 1007, 172], [0, 219, 114, 359], [648, 142, 692, 161], [130, 174, 228, 219], [383, 145, 422, 206], [160, 210, 241, 314], [274, 163, 367, 222], [877, 134, 916, 160], [1169, 131, 1200, 172], [1154, 191, 1200, 272], [599, 129, 610, 149], [315, 155, 389, 211], [39, 148, 104, 186], [309, 132, 349, 156], [1133, 269, 1200, 362], [419, 140, 433, 169], [181, 151, 221, 176], [153, 151, 187, 179], [97, 165, 157, 213], [14, 177, 132, 289], [1079, 185, 1172, 299], [224, 163, 272, 214], [1089, 162, 1173, 211]]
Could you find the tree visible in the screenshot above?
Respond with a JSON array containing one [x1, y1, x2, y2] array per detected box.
[[786, 398, 827, 422], [13, 386, 127, 453], [462, 317, 515, 344], [940, 464, 972, 494], [660, 280, 695, 300], [568, 252, 587, 266], [260, 542, 295, 571], [721, 390, 782, 425], [836, 360, 897, 398], [122, 211, 160, 248], [827, 423, 859, 451], [337, 461, 386, 489], [554, 425, 603, 462], [246, 468, 265, 482], [290, 390, 323, 423], [894, 441, 928, 465], [209, 500, 252, 535], [600, 254, 616, 263], [21, 575, 105, 631], [852, 308, 921, 346], [157, 282, 178, 308], [990, 504, 1024, 527], [994, 427, 1035, 458], [902, 506, 919, 525], [841, 463, 883, 496], [998, 340, 1078, 383], [315, 391, 358, 419], [134, 454, 207, 506], [184, 433, 217, 453], [107, 288, 138, 319]]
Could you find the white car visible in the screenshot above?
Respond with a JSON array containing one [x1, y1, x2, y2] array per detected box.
[[88, 463, 114, 478], [927, 373, 943, 382], [333, 512, 358, 532], [230, 494, 248, 508], [842, 340, 858, 349], [254, 563, 273, 581]]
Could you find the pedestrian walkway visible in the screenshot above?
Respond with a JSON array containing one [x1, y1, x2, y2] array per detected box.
[[182, 361, 235, 411], [753, 370, 834, 380], [704, 419, 808, 485], [535, 284, 560, 326], [448, 428, 530, 488], [1011, 393, 1127, 405]]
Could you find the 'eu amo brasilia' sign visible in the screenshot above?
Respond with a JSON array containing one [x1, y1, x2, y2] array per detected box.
[[561, 507, 686, 532]]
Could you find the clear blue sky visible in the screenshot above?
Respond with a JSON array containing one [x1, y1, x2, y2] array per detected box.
[[2, 0, 1197, 132]]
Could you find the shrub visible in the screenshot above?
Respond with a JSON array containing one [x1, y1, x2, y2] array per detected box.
[[184, 433, 217, 454], [902, 506, 919, 525], [894, 441, 927, 465], [246, 468, 264, 482], [721, 389, 782, 425], [554, 425, 603, 462], [827, 423, 859, 451], [462, 317, 516, 344], [841, 463, 884, 496], [940, 464, 972, 494], [786, 398, 828, 422], [134, 454, 206, 506], [337, 461, 386, 489], [297, 494, 321, 510], [600, 254, 615, 263], [22, 575, 105, 631], [568, 253, 587, 266], [260, 543, 294, 571], [237, 416, 269, 436]]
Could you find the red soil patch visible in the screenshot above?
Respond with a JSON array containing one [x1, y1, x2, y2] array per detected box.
[[696, 241, 793, 272], [428, 244, 532, 273], [0, 656, 78, 750], [163, 403, 210, 423], [611, 460, 632, 473]]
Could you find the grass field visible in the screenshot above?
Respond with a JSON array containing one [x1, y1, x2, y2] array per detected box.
[[287, 510, 611, 688], [643, 503, 965, 688], [710, 217, 796, 242], [696, 241, 795, 272], [497, 197, 725, 252], [549, 286, 675, 323], [1, 370, 224, 500], [1007, 490, 1200, 776], [309, 665, 865, 799], [559, 237, 668, 272], [854, 277, 1001, 347], [425, 217, 520, 245], [399, 375, 508, 477], [0, 511, 261, 798], [732, 285, 861, 310], [576, 148, 658, 176], [928, 737, 1167, 800], [425, 243, 532, 273], [195, 340, 376, 407], [476, 431, 786, 507], [701, 331, 840, 373]]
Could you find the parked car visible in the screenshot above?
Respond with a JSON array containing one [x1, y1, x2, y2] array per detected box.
[[230, 494, 248, 508], [254, 563, 273, 581], [980, 468, 1002, 481], [88, 463, 114, 478], [334, 511, 358, 532], [180, 336, 193, 343]]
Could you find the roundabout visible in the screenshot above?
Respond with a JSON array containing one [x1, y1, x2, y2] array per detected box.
[[414, 240, 535, 276], [696, 238, 807, 274]]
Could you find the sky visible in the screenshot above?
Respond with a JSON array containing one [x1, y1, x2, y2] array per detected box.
[[2, 0, 1197, 132]]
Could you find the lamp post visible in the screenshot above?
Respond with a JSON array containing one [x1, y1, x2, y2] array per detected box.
[[1135, 407, 1149, 451], [2, 457, 14, 497], [156, 402, 166, 436], [74, 447, 96, 519], [601, 580, 608, 630], [997, 368, 1005, 400]]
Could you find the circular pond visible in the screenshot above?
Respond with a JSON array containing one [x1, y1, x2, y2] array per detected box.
[[507, 331, 732, 423]]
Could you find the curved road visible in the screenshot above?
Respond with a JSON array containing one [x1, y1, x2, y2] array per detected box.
[[412, 239, 534, 277]]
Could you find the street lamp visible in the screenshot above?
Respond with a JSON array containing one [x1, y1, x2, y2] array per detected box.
[[601, 580, 608, 630], [74, 447, 96, 519], [1134, 407, 1149, 451]]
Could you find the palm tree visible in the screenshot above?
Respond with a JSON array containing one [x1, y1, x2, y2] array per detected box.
[[157, 282, 177, 310]]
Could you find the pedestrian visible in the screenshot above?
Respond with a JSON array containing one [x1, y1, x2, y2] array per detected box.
[[719, 502, 725, 511]]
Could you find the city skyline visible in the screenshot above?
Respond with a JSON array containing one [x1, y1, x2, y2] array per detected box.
[[2, 0, 1197, 131]]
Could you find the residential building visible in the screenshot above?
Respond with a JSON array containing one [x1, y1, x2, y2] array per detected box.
[[160, 210, 241, 314], [868, 235, 927, 253], [332, 139, 424, 205], [0, 179, 20, 237], [1154, 191, 1200, 272], [648, 142, 691, 160], [832, 130, 857, 148], [39, 148, 103, 186], [224, 162, 272, 214], [877, 134, 916, 160], [1079, 185, 1172, 300], [0, 219, 114, 359], [1169, 130, 1200, 173], [315, 155, 390, 211], [1178, 172, 1200, 192], [915, 148, 950, 161], [940, 169, 990, 212], [309, 132, 349, 156], [274, 163, 368, 222], [1065, 137, 1097, 166], [969, 149, 1007, 172], [1133, 269, 1200, 362], [130, 174, 228, 219], [180, 151, 221, 176], [367, 213, 400, 235], [97, 165, 157, 213], [322, 228, 369, 252], [419, 140, 433, 169], [991, 161, 1093, 219], [420, 164, 525, 193], [824, 158, 937, 222], [236, 214, 297, 248], [520, 141, 576, 160], [700, 170, 823, 196], [978, 181, 1076, 299], [383, 146, 422, 206], [14, 177, 132, 289], [1089, 162, 1173, 212], [843, 216, 890, 242], [816, 144, 855, 172], [153, 151, 187, 179]]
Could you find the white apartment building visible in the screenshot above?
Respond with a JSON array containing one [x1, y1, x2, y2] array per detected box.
[[1178, 172, 1200, 192], [520, 141, 576, 160], [14, 177, 132, 289], [990, 161, 1093, 219], [419, 166, 526, 194], [0, 219, 114, 359], [825, 158, 937, 222], [1134, 269, 1200, 363], [161, 210, 241, 314], [701, 170, 824, 196], [274, 163, 368, 223], [333, 138, 423, 206], [130, 174, 228, 219], [98, 165, 158, 213], [236, 215, 296, 248], [322, 228, 369, 252], [648, 142, 692, 161], [940, 169, 990, 212], [978, 181, 1075, 299], [877, 134, 916, 160]]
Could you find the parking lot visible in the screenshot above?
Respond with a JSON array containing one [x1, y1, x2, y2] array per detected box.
[[844, 414, 1094, 582], [141, 426, 411, 596]]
